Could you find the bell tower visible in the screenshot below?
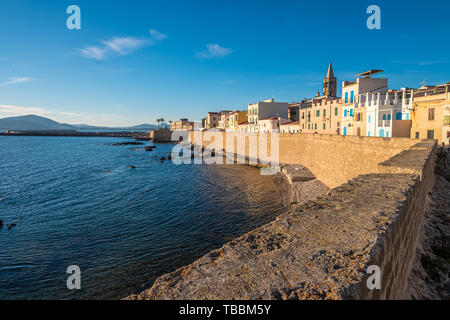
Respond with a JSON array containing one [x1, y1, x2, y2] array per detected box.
[[323, 61, 337, 97]]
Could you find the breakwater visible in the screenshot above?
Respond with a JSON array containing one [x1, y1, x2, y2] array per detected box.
[[0, 130, 150, 139], [127, 133, 436, 300]]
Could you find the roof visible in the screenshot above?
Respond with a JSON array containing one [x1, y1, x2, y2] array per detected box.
[[261, 117, 279, 121], [355, 69, 383, 77], [281, 121, 299, 126]]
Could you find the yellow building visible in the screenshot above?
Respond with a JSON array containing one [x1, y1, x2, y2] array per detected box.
[[232, 110, 248, 131], [410, 83, 450, 145], [298, 96, 342, 135], [170, 118, 194, 131]]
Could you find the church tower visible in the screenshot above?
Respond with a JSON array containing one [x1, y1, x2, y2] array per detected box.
[[323, 61, 337, 97]]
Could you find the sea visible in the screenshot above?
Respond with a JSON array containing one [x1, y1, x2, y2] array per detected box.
[[0, 136, 284, 299]]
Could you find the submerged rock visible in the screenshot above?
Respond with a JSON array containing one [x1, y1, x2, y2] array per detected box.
[[129, 165, 136, 169], [0, 219, 3, 228], [7, 223, 16, 230], [112, 142, 144, 146]]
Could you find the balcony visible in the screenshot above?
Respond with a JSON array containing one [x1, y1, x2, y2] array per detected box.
[[377, 120, 391, 128]]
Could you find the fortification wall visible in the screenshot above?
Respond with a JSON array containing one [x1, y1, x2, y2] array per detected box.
[[188, 131, 420, 188], [127, 134, 436, 300]]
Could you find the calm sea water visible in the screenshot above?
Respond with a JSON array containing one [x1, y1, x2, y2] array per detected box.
[[0, 136, 284, 299]]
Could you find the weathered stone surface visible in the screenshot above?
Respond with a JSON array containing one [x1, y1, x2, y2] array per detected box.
[[126, 140, 436, 300]]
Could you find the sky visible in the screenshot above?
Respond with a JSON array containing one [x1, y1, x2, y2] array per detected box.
[[0, 0, 449, 126]]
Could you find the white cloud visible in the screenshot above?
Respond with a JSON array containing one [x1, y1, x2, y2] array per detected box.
[[0, 77, 35, 86], [149, 29, 167, 41], [78, 46, 108, 60], [197, 44, 233, 59], [78, 29, 167, 60], [102, 36, 148, 55], [0, 105, 49, 116]]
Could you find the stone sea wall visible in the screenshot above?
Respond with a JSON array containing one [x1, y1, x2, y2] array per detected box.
[[188, 132, 420, 188], [127, 134, 436, 300]]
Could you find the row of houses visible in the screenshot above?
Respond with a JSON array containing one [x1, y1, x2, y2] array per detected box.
[[171, 62, 450, 144]]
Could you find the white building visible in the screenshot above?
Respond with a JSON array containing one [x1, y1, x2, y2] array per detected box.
[[360, 88, 413, 138], [247, 98, 289, 132], [258, 117, 290, 133]]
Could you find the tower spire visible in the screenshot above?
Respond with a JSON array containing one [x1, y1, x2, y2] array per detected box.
[[323, 61, 337, 97], [326, 61, 334, 79]]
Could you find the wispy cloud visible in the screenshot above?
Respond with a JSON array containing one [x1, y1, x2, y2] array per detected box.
[[149, 29, 167, 41], [78, 29, 167, 60], [392, 60, 448, 66], [217, 80, 235, 85], [197, 44, 233, 59], [102, 37, 148, 55], [0, 77, 35, 86], [0, 105, 48, 116]]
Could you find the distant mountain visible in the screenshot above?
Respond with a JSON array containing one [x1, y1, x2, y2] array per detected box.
[[0, 115, 77, 131], [0, 114, 162, 131]]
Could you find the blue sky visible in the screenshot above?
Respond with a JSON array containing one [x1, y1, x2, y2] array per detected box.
[[0, 0, 449, 126]]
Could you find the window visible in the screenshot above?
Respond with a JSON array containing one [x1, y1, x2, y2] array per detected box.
[[428, 108, 435, 121], [323, 109, 326, 117], [302, 112, 305, 119], [368, 131, 371, 136], [343, 127, 347, 135], [314, 123, 317, 130], [344, 109, 347, 117], [350, 109, 353, 117], [415, 132, 419, 139], [379, 129, 384, 137], [388, 114, 391, 120], [316, 110, 320, 117], [396, 112, 402, 120], [406, 114, 410, 120], [335, 107, 338, 116], [382, 114, 386, 120], [323, 123, 326, 130], [345, 92, 348, 103], [427, 130, 434, 139], [350, 91, 354, 103], [444, 115, 450, 125], [368, 115, 371, 123]]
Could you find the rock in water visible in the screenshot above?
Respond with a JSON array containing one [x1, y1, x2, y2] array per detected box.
[[129, 165, 136, 169], [112, 142, 144, 146], [7, 223, 16, 230], [0, 220, 3, 228]]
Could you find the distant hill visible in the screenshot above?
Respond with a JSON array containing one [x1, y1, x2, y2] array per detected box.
[[0, 115, 77, 131], [0, 114, 163, 131]]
